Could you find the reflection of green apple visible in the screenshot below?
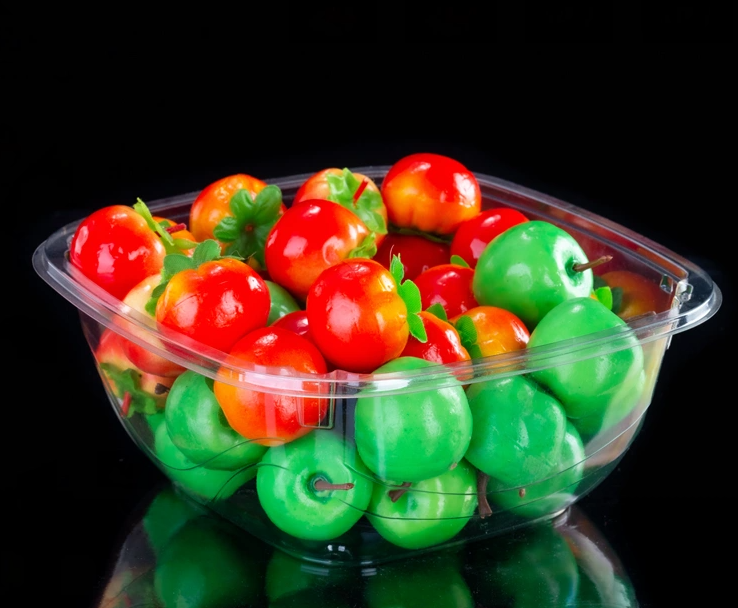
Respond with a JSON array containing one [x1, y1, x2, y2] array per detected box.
[[154, 515, 266, 608], [366, 459, 477, 550], [468, 521, 579, 608], [366, 551, 473, 608], [473, 221, 594, 329], [465, 375, 567, 488], [257, 431, 373, 541], [528, 296, 645, 421], [355, 356, 473, 483], [488, 422, 585, 519], [142, 485, 206, 556], [153, 417, 255, 502], [165, 371, 267, 470], [265, 549, 352, 604]]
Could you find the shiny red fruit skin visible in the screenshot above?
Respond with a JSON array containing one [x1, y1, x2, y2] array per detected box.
[[306, 258, 409, 373], [373, 233, 450, 281], [380, 152, 482, 235], [155, 257, 270, 353], [450, 207, 529, 268], [401, 311, 470, 365], [69, 205, 167, 301], [264, 199, 370, 302], [414, 263, 479, 319]]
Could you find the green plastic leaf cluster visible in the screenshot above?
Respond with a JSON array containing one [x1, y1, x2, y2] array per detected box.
[[212, 185, 284, 270], [593, 276, 623, 313], [144, 240, 240, 316], [453, 315, 484, 359], [389, 254, 427, 343], [133, 199, 197, 255], [100, 363, 164, 417], [449, 254, 470, 268], [326, 168, 387, 235]]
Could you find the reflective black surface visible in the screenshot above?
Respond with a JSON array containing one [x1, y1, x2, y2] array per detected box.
[[10, 44, 734, 608]]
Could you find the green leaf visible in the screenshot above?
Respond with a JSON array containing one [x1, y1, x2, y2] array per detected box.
[[99, 363, 161, 416], [133, 198, 180, 254], [253, 185, 283, 224], [593, 275, 608, 290], [163, 253, 196, 276], [192, 240, 222, 266], [425, 302, 448, 321], [389, 254, 405, 286], [454, 315, 478, 354], [398, 280, 422, 315], [407, 313, 427, 343], [611, 286, 624, 314], [229, 189, 256, 223], [594, 286, 613, 310], [213, 216, 240, 242], [450, 254, 470, 268], [325, 168, 388, 235], [173, 238, 198, 250], [347, 233, 377, 259]]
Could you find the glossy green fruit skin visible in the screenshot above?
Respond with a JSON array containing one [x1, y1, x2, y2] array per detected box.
[[257, 431, 373, 541], [470, 522, 579, 608], [266, 279, 301, 325], [465, 375, 567, 487], [488, 422, 585, 519], [355, 356, 473, 483], [529, 297, 645, 421], [153, 418, 256, 502], [366, 556, 474, 608], [154, 516, 264, 608], [473, 220, 593, 329], [165, 371, 267, 470], [366, 459, 478, 550]]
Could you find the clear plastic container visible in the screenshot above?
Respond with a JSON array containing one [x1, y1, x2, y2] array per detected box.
[[32, 167, 722, 567]]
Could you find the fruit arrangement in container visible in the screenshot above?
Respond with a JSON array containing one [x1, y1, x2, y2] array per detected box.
[[33, 152, 722, 566]]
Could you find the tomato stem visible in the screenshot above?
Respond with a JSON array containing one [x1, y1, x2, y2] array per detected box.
[[388, 482, 412, 502], [352, 178, 369, 207], [164, 222, 187, 234], [477, 471, 492, 519], [573, 255, 613, 273], [121, 392, 132, 417]]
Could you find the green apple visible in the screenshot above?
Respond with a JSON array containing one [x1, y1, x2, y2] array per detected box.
[[164, 370, 267, 470], [256, 431, 373, 541], [472, 220, 596, 329], [355, 356, 473, 483], [266, 279, 301, 324], [465, 375, 567, 488], [154, 515, 266, 608], [153, 416, 256, 502], [487, 422, 585, 519], [528, 296, 645, 421], [366, 458, 477, 550]]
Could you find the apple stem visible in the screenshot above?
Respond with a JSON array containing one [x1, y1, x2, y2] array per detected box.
[[388, 482, 412, 502], [519, 487, 526, 498], [477, 471, 493, 519], [313, 479, 354, 491], [164, 222, 187, 234], [573, 255, 613, 273], [353, 178, 369, 207]]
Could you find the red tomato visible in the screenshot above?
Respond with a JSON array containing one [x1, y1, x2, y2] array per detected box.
[[264, 199, 372, 302], [372, 233, 450, 281], [306, 258, 410, 373], [293, 167, 388, 248], [271, 309, 311, 339], [600, 270, 671, 320], [69, 205, 167, 300], [414, 263, 478, 319], [118, 274, 186, 378], [450, 207, 529, 268], [213, 326, 329, 446], [155, 257, 271, 353], [400, 311, 470, 365], [380, 152, 482, 235], [189, 174, 286, 251], [450, 306, 530, 358]]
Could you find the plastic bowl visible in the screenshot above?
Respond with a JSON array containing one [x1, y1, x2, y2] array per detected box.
[[32, 166, 722, 566]]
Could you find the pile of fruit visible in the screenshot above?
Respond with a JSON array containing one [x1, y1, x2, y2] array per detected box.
[[68, 153, 669, 551]]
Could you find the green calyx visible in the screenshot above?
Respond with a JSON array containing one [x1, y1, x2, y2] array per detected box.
[[144, 240, 242, 316], [212, 185, 284, 271], [133, 199, 197, 256], [425, 302, 448, 321], [389, 254, 427, 343], [450, 254, 470, 268], [593, 276, 622, 313], [326, 168, 387, 235], [99, 362, 165, 417], [453, 315, 483, 359]]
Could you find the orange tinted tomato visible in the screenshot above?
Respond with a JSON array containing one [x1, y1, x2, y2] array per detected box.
[[213, 327, 328, 446], [306, 258, 409, 373], [155, 257, 270, 353], [450, 306, 530, 359], [400, 311, 470, 365], [380, 152, 482, 235], [189, 174, 276, 247], [69, 205, 167, 300], [600, 270, 671, 320]]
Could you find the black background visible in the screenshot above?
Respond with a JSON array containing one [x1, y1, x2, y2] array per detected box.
[[6, 17, 735, 608]]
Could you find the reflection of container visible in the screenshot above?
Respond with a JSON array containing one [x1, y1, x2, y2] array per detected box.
[[34, 167, 722, 566], [96, 482, 637, 607]]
